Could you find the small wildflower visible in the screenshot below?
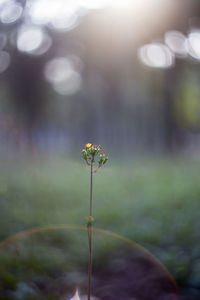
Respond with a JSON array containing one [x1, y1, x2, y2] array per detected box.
[[82, 143, 109, 169], [85, 143, 92, 149], [81, 143, 109, 300]]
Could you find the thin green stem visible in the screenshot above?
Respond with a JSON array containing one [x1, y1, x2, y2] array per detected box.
[[90, 162, 93, 216], [87, 161, 93, 300], [87, 226, 92, 300]]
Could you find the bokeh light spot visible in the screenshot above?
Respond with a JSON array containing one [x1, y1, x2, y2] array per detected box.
[[186, 31, 200, 60], [26, 0, 81, 31], [138, 43, 174, 69], [44, 57, 82, 96], [17, 25, 52, 55], [53, 71, 82, 96], [0, 0, 23, 24], [165, 31, 187, 57], [50, 13, 79, 32]]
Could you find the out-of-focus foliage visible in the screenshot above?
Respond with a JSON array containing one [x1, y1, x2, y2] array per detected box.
[[0, 157, 200, 299], [0, 0, 200, 155]]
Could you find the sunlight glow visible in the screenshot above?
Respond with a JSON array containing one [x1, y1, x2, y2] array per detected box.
[[26, 0, 81, 31], [110, 0, 133, 7], [186, 31, 200, 60], [80, 0, 107, 10], [165, 31, 187, 57], [138, 43, 174, 69], [25, 0, 148, 32], [109, 0, 149, 12], [0, 0, 8, 6], [17, 25, 52, 55], [44, 57, 82, 96]]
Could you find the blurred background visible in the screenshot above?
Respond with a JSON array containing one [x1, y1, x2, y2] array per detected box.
[[1, 0, 200, 299]]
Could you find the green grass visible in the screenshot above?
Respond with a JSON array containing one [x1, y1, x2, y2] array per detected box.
[[0, 155, 200, 292]]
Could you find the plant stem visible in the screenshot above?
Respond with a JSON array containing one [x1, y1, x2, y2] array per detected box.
[[87, 161, 93, 300], [90, 161, 93, 216]]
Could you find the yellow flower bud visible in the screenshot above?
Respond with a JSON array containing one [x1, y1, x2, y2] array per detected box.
[[85, 143, 92, 149]]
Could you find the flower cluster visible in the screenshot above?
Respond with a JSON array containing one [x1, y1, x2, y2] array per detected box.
[[81, 143, 109, 167]]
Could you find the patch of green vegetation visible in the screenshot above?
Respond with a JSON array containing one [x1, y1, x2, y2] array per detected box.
[[0, 156, 199, 294]]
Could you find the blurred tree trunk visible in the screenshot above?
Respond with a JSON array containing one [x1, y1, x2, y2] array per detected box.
[[163, 61, 185, 152], [8, 51, 46, 155]]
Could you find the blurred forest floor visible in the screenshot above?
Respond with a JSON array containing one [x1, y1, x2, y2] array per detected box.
[[0, 155, 200, 299]]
